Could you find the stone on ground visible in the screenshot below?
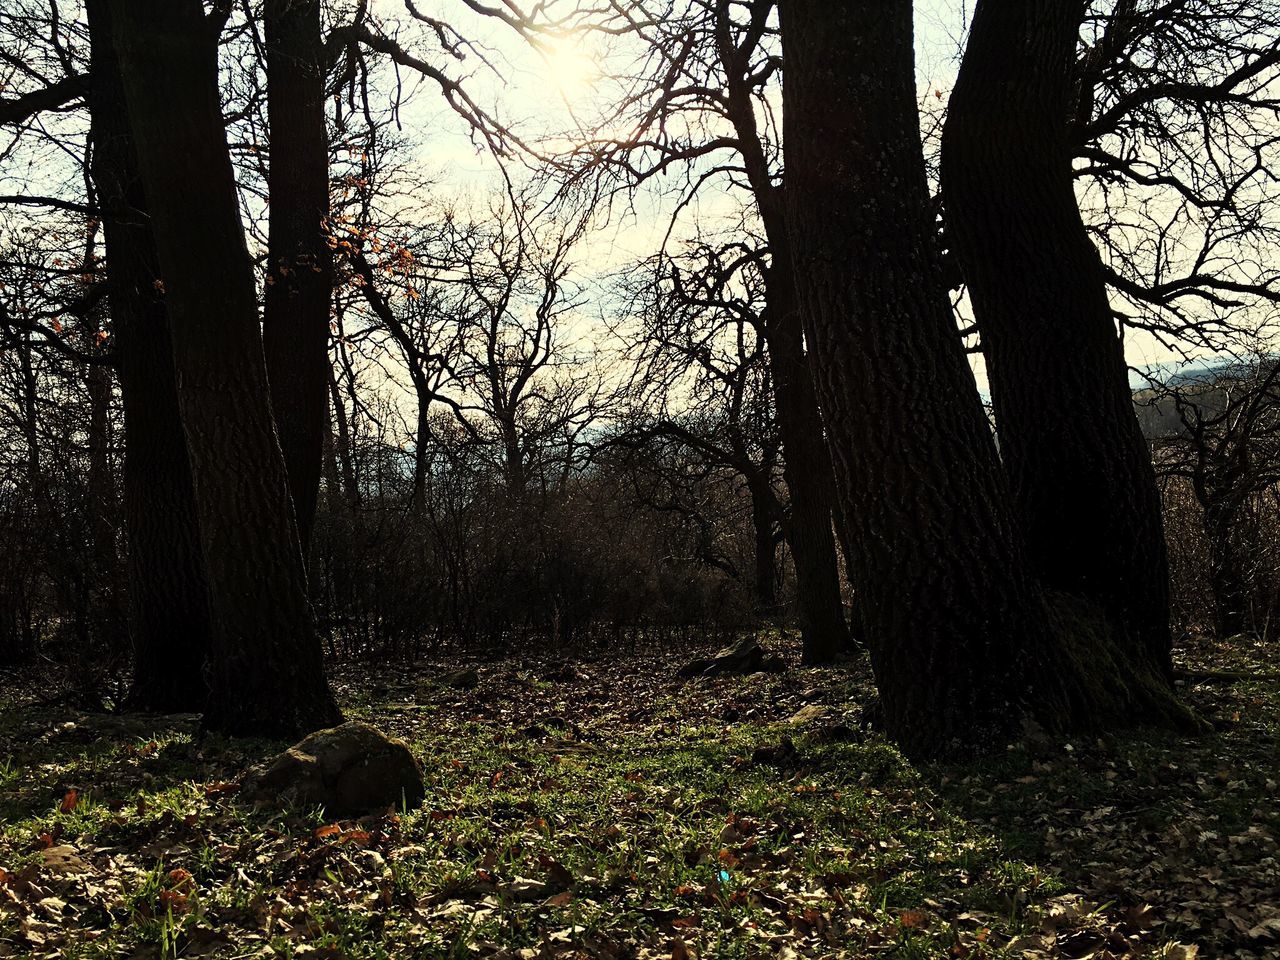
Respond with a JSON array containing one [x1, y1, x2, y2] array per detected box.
[[242, 721, 424, 817], [678, 636, 768, 678]]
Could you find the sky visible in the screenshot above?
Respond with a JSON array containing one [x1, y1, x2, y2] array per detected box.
[[363, 0, 1216, 400]]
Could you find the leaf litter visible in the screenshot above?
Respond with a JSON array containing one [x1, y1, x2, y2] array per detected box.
[[0, 632, 1272, 958]]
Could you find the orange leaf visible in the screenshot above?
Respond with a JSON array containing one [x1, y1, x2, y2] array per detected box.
[[313, 823, 341, 839], [900, 908, 930, 929], [158, 888, 189, 912]]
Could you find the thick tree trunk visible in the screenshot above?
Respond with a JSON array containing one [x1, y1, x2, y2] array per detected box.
[[111, 0, 341, 738], [780, 0, 1059, 755], [779, 0, 1191, 758], [86, 0, 211, 712], [262, 0, 333, 556], [941, 0, 1173, 674]]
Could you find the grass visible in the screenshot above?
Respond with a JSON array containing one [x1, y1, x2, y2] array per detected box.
[[0, 635, 1272, 958]]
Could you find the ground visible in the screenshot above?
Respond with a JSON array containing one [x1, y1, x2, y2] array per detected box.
[[0, 634, 1275, 959]]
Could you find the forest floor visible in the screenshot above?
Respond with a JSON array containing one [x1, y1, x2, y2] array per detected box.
[[0, 634, 1275, 960]]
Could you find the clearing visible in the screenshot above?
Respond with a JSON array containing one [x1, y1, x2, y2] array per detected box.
[[0, 635, 1275, 959]]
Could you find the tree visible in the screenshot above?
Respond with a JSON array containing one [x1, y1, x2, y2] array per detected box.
[[111, 0, 340, 737], [616, 231, 787, 614], [85, 0, 211, 712], [1144, 356, 1280, 639], [1072, 1, 1280, 349], [779, 0, 1191, 758], [262, 0, 333, 556], [544, 0, 850, 662], [942, 0, 1172, 672]]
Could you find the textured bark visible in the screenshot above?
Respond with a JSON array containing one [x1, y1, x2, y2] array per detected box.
[[86, 0, 211, 712], [262, 0, 333, 556], [780, 1, 1195, 758], [713, 11, 849, 661], [780, 0, 1069, 756], [111, 0, 340, 737], [747, 477, 780, 611], [941, 0, 1173, 673]]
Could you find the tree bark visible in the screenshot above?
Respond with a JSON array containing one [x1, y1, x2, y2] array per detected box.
[[111, 0, 341, 737], [763, 270, 851, 662], [262, 0, 333, 556], [747, 477, 779, 611], [941, 0, 1173, 674], [779, 0, 1193, 758], [779, 0, 1061, 755], [712, 7, 849, 662], [86, 0, 212, 712]]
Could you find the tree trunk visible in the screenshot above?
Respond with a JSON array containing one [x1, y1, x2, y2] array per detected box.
[[714, 8, 850, 662], [747, 478, 779, 611], [262, 0, 333, 556], [778, 0, 1191, 758], [764, 269, 851, 662], [941, 0, 1173, 674], [111, 0, 341, 738], [328, 366, 360, 509], [86, 0, 211, 712], [1205, 499, 1249, 638]]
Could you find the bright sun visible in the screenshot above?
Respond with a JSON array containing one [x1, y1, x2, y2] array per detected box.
[[541, 35, 598, 104]]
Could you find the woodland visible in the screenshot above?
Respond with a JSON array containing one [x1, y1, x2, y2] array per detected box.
[[0, 1, 1278, 958]]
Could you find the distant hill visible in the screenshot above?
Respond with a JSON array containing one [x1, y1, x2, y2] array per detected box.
[[1132, 356, 1272, 441]]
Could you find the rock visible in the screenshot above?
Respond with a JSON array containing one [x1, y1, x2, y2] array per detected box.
[[506, 876, 549, 901], [40, 845, 90, 876], [440, 668, 479, 690], [678, 636, 767, 678], [751, 735, 797, 767], [241, 721, 425, 817], [788, 704, 831, 726]]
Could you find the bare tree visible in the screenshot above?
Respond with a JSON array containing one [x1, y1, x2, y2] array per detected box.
[[943, 0, 1172, 672], [1144, 354, 1280, 639], [614, 227, 787, 613], [85, 0, 211, 711], [112, 0, 340, 737], [780, 1, 1191, 758], [262, 0, 335, 555], [518, 0, 850, 662]]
